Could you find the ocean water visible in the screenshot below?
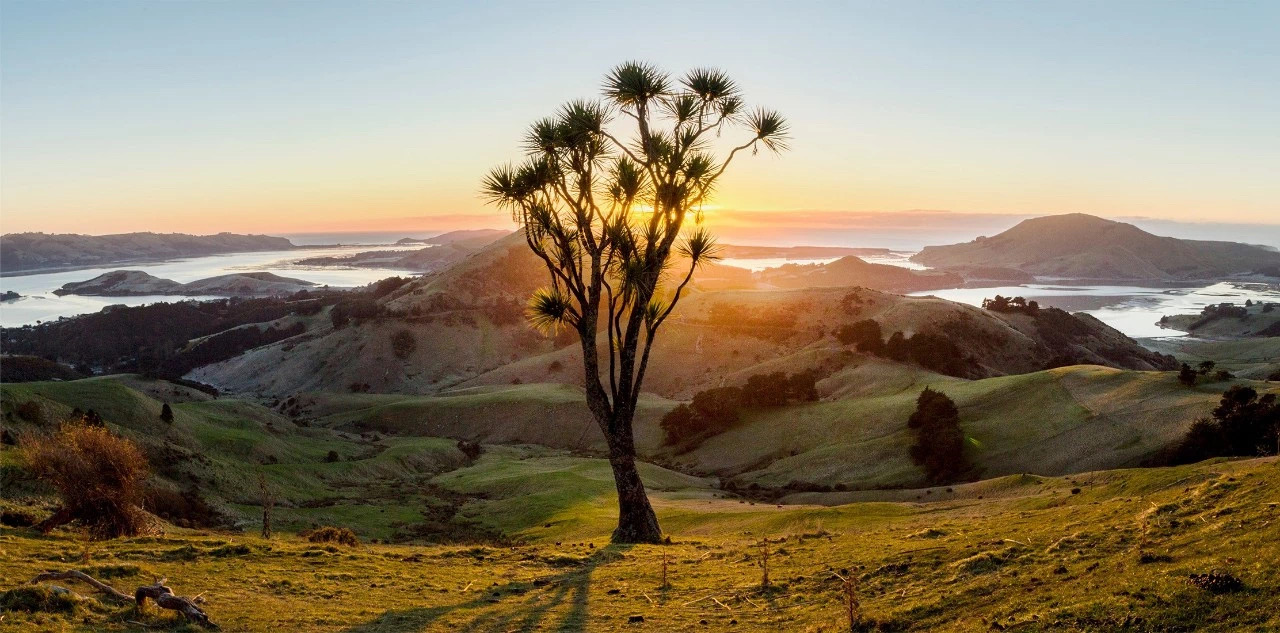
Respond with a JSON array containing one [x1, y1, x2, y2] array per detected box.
[[0, 244, 419, 328], [2, 228, 1275, 338], [911, 282, 1280, 339]]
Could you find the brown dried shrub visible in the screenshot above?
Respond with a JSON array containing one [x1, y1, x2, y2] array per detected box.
[[20, 421, 149, 538], [302, 525, 360, 547]]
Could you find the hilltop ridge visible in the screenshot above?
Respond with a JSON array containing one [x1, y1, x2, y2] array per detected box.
[[913, 213, 1280, 282], [0, 232, 294, 274]]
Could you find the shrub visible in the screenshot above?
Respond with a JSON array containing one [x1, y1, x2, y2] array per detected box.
[[1178, 363, 1198, 387], [302, 526, 360, 547], [391, 329, 416, 359], [741, 371, 819, 407], [325, 450, 341, 463], [835, 319, 884, 353], [456, 440, 482, 460], [981, 295, 1039, 315], [330, 298, 382, 328], [660, 387, 742, 447], [160, 402, 174, 424], [660, 404, 697, 446], [907, 387, 971, 485], [1162, 385, 1278, 464], [20, 421, 149, 538], [369, 276, 411, 299], [14, 400, 42, 423]]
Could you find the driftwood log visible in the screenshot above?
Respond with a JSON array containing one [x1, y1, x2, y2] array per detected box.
[[28, 570, 217, 629]]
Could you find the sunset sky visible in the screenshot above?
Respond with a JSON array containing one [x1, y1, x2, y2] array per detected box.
[[2, 0, 1277, 236]]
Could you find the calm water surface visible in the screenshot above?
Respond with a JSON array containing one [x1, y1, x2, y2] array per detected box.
[[0, 245, 418, 327]]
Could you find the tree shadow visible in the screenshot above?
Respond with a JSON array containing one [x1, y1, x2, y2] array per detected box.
[[339, 545, 631, 633]]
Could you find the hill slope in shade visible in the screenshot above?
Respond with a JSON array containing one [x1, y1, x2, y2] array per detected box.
[[0, 232, 293, 274], [53, 270, 317, 297], [912, 213, 1280, 282]]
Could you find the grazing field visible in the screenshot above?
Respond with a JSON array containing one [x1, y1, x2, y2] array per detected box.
[[2, 457, 1276, 632], [1141, 336, 1280, 381], [4, 374, 1278, 631]]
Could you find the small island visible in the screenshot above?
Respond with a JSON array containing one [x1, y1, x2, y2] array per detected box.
[[53, 270, 319, 297]]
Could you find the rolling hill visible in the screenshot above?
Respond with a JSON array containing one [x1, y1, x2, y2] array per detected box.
[[756, 255, 963, 292], [912, 213, 1280, 282]]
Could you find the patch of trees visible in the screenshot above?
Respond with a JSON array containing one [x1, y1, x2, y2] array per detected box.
[[0, 355, 85, 382], [981, 295, 1040, 315], [330, 297, 384, 328], [835, 319, 973, 377], [661, 371, 819, 447], [145, 322, 306, 378], [1189, 302, 1249, 330], [907, 387, 972, 485], [368, 276, 412, 300], [1158, 385, 1278, 465], [1, 292, 342, 376], [1178, 361, 1234, 387], [1031, 307, 1097, 348]]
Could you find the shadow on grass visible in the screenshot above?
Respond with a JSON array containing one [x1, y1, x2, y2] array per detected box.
[[339, 545, 631, 633]]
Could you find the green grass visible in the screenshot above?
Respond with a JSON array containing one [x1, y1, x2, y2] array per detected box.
[[2, 457, 1276, 632], [3, 374, 1278, 631], [305, 384, 676, 453], [1141, 336, 1280, 380], [677, 364, 1278, 489]]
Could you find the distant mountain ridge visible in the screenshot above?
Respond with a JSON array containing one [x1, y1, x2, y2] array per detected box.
[[912, 213, 1280, 282], [0, 232, 295, 274], [294, 229, 511, 272], [53, 270, 316, 297]]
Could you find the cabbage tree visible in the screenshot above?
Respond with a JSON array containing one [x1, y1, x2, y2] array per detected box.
[[483, 62, 789, 543]]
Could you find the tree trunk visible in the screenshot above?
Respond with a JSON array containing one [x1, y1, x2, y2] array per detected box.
[[607, 453, 662, 544]]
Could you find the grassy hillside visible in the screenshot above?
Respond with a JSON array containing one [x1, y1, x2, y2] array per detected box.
[[1, 377, 472, 539], [670, 364, 1272, 489], [296, 384, 677, 454], [2, 455, 1275, 632], [1140, 336, 1280, 381]]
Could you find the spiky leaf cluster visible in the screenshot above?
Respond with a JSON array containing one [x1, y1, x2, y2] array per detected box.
[[483, 61, 787, 416]]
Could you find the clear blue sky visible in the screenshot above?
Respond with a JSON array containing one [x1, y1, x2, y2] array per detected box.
[[2, 0, 1277, 234]]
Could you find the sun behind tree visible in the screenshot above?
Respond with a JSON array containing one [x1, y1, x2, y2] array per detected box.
[[483, 61, 789, 543]]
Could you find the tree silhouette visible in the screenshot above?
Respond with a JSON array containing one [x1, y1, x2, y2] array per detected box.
[[484, 62, 789, 542], [1179, 362, 1198, 387], [907, 387, 971, 484]]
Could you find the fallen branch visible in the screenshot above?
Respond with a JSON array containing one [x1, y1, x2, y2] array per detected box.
[[27, 570, 217, 630], [136, 580, 217, 630], [29, 570, 132, 603]]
